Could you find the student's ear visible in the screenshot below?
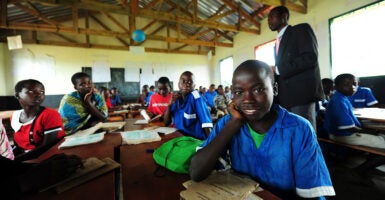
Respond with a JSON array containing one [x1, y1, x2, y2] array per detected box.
[[273, 82, 278, 96]]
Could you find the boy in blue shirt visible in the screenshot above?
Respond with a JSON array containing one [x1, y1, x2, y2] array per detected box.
[[347, 77, 378, 108], [324, 73, 385, 148], [190, 60, 335, 199], [204, 84, 217, 112], [164, 71, 213, 140]]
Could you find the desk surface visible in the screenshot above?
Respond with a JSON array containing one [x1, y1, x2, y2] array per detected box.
[[354, 107, 385, 122], [120, 119, 280, 200], [120, 132, 189, 200]]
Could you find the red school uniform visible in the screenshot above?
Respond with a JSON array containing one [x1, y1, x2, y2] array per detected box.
[[147, 93, 172, 115], [11, 108, 65, 151]]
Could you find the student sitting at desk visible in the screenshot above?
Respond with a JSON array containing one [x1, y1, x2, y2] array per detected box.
[[58, 72, 108, 135], [213, 85, 229, 119], [190, 60, 335, 199], [164, 71, 213, 140], [324, 73, 385, 148], [99, 86, 113, 109], [110, 87, 122, 106], [147, 77, 172, 119], [11, 79, 65, 161], [204, 84, 217, 113], [324, 73, 385, 174], [1, 116, 14, 160], [137, 84, 153, 106], [347, 76, 378, 108]]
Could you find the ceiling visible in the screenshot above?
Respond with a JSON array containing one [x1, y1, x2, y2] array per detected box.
[[0, 0, 308, 55]]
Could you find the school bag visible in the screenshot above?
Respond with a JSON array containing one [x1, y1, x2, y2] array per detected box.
[[153, 136, 203, 174]]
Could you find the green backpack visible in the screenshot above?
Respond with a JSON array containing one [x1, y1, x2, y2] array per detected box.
[[153, 136, 203, 174]]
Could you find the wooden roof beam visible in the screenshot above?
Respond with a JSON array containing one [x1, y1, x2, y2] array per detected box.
[[89, 13, 129, 46], [102, 12, 130, 33], [255, 0, 307, 14], [222, 0, 260, 28], [51, 32, 78, 43], [1, 0, 7, 27], [4, 21, 233, 48]]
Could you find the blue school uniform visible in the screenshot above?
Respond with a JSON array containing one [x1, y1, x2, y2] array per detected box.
[[145, 91, 154, 106], [324, 91, 361, 136], [201, 105, 335, 199], [170, 90, 213, 140], [203, 91, 217, 109], [348, 86, 378, 108]]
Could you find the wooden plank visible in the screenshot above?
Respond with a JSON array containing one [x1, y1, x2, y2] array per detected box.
[[318, 137, 385, 157], [1, 0, 7, 27]]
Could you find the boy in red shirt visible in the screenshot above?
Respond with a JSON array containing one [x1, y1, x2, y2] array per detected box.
[[147, 77, 172, 120]]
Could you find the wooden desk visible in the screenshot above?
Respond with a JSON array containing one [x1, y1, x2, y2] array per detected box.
[[120, 132, 189, 200], [354, 107, 385, 122], [28, 134, 122, 200], [353, 108, 385, 130], [120, 119, 280, 200]]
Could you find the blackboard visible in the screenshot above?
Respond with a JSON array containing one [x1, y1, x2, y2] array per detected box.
[[82, 67, 141, 101]]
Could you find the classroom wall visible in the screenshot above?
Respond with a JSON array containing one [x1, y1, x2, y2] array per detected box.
[[0, 44, 210, 96], [210, 0, 377, 84]]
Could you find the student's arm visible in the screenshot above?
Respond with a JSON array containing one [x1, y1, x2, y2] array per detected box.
[[84, 92, 108, 121], [164, 92, 180, 126], [203, 127, 212, 137], [190, 103, 243, 181], [15, 131, 60, 162]]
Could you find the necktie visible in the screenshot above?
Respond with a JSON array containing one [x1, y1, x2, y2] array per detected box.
[[275, 37, 280, 55]]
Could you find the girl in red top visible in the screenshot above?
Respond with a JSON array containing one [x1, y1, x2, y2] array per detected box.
[[147, 77, 172, 120], [11, 79, 65, 161]]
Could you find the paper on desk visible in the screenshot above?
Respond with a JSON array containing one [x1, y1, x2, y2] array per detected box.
[[58, 132, 105, 149], [151, 127, 177, 135], [180, 171, 261, 200], [134, 111, 162, 124], [66, 121, 126, 138], [121, 130, 161, 144]]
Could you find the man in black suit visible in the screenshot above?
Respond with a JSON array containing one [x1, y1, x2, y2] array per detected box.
[[268, 6, 324, 129]]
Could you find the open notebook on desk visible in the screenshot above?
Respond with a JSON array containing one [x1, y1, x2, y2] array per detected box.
[[121, 129, 161, 144], [66, 121, 126, 138], [58, 132, 106, 149], [134, 110, 162, 125]]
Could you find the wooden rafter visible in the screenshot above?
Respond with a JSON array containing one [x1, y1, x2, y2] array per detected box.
[[89, 13, 129, 46]]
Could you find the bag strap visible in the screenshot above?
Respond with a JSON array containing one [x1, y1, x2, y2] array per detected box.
[[29, 106, 45, 145]]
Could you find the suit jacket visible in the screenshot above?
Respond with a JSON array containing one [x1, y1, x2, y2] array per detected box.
[[275, 23, 324, 108]]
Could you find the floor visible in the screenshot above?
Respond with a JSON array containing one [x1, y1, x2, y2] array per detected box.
[[322, 146, 385, 200]]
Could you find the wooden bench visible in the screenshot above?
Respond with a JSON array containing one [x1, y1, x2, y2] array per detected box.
[[318, 137, 385, 157]]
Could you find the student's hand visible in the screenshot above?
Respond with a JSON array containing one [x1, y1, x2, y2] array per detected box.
[[170, 91, 181, 104], [228, 101, 243, 121], [83, 90, 93, 103]]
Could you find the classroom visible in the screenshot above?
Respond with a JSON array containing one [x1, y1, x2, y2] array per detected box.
[[1, 0, 385, 199]]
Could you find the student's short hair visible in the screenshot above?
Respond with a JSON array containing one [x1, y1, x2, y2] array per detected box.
[[71, 72, 91, 86], [271, 6, 290, 20], [15, 79, 44, 93], [111, 87, 117, 90], [150, 85, 155, 90], [218, 85, 223, 89], [143, 85, 149, 89], [233, 60, 274, 83], [322, 78, 334, 87], [334, 73, 355, 86], [158, 77, 170, 86]]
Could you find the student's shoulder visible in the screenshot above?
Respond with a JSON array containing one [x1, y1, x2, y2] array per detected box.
[[191, 90, 201, 99]]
